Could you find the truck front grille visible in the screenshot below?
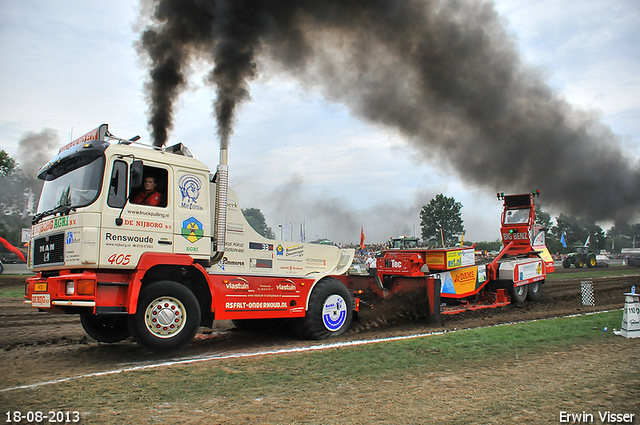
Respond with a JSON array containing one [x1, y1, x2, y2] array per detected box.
[[33, 232, 65, 266]]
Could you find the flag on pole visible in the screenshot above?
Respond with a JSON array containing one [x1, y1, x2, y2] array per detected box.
[[300, 222, 306, 243], [585, 235, 591, 246], [360, 226, 365, 250], [581, 281, 595, 306], [560, 233, 567, 248], [580, 280, 598, 329]]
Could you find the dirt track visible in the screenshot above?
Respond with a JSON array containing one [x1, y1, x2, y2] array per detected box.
[[1, 267, 639, 391]]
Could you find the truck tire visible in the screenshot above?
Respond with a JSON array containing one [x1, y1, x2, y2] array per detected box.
[[80, 314, 130, 343], [291, 277, 353, 340], [128, 281, 201, 352], [586, 254, 596, 268], [526, 281, 542, 301], [562, 258, 571, 269], [510, 283, 528, 304], [574, 257, 584, 268]]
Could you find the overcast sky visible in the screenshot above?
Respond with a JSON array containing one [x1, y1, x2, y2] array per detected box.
[[1, 0, 638, 244]]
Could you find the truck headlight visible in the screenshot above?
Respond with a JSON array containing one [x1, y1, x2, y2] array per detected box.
[[65, 281, 75, 295]]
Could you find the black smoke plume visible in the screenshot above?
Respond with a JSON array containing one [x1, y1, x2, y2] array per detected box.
[[138, 0, 640, 223], [17, 128, 59, 178]]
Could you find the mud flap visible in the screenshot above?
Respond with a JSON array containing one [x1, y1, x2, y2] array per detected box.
[[430, 277, 441, 325]]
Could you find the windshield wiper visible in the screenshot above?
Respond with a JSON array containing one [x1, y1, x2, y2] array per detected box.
[[32, 204, 75, 225]]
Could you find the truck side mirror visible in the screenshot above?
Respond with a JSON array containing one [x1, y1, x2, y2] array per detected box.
[[130, 160, 143, 188]]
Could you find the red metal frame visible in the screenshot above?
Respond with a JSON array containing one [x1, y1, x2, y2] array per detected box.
[[441, 289, 510, 315]]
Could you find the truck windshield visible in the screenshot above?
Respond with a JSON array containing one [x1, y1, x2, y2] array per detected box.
[[36, 156, 105, 214], [504, 208, 530, 224]]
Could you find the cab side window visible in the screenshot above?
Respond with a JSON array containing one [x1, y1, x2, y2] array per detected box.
[[131, 166, 168, 207], [107, 160, 128, 208]]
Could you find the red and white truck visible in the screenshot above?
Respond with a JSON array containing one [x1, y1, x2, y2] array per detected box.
[[26, 124, 355, 351], [25, 124, 553, 352]]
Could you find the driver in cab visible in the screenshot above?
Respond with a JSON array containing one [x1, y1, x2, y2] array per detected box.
[[132, 176, 163, 206]]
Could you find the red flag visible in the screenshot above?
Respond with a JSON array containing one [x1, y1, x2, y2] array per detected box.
[[360, 226, 365, 250]]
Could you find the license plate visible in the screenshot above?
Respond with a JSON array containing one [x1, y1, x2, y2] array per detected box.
[[34, 282, 47, 292], [32, 293, 51, 308]]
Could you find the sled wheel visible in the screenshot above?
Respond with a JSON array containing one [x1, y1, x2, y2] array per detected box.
[[291, 277, 353, 340], [574, 257, 584, 268], [562, 258, 570, 269], [80, 314, 130, 343], [510, 283, 528, 304], [587, 254, 596, 268], [526, 281, 542, 301], [128, 281, 201, 352]]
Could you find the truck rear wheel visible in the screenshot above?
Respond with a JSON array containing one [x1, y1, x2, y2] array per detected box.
[[80, 314, 130, 343], [128, 281, 201, 352], [510, 284, 528, 304], [291, 278, 353, 340], [587, 254, 596, 268]]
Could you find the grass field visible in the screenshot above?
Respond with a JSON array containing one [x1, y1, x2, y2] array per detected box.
[[2, 310, 638, 424], [0, 286, 24, 298]]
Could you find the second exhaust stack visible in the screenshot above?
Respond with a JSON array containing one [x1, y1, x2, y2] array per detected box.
[[213, 147, 229, 256]]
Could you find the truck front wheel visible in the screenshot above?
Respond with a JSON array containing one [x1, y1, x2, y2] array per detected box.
[[291, 278, 353, 340], [128, 281, 201, 352], [80, 314, 130, 343]]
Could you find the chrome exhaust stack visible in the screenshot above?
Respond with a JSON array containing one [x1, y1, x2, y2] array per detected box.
[[213, 147, 228, 259]]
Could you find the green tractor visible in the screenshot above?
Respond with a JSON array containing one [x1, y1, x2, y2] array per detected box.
[[388, 236, 419, 249], [563, 245, 598, 268]]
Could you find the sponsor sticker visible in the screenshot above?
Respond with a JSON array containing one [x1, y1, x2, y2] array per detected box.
[[285, 245, 304, 257], [250, 258, 273, 269], [178, 174, 203, 210], [322, 295, 347, 331], [32, 216, 71, 237], [66, 231, 80, 245], [181, 216, 204, 243], [249, 242, 273, 251]]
